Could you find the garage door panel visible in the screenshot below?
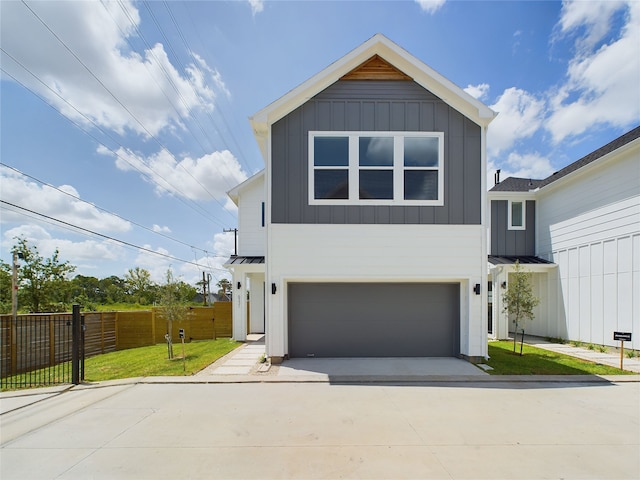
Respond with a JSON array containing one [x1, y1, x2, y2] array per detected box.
[[288, 283, 459, 358]]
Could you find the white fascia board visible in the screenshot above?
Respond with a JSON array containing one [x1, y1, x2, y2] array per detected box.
[[249, 34, 496, 160], [487, 191, 538, 201], [226, 170, 265, 205]]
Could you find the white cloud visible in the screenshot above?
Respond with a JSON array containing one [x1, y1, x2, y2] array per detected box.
[[415, 0, 446, 14], [547, 1, 639, 143], [98, 146, 247, 201], [174, 232, 235, 285], [557, 0, 627, 51], [464, 83, 490, 101], [1, 224, 124, 269], [488, 88, 546, 156], [487, 152, 554, 189], [0, 166, 131, 233], [0, 1, 222, 137], [248, 0, 265, 16], [152, 224, 172, 234]]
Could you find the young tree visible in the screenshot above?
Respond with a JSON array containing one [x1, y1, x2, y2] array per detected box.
[[502, 261, 540, 353], [157, 269, 191, 359], [13, 237, 76, 313]]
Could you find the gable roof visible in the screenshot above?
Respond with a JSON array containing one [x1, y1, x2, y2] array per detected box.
[[489, 177, 543, 192], [537, 125, 640, 189], [227, 170, 264, 205], [490, 125, 640, 193], [250, 34, 496, 160]]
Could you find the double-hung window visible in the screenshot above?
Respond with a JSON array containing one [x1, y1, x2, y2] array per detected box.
[[309, 131, 444, 205]]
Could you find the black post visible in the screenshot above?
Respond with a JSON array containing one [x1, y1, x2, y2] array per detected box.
[[72, 304, 81, 384], [520, 329, 525, 356]]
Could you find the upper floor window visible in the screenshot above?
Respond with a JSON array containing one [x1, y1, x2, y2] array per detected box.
[[508, 200, 525, 230], [309, 131, 444, 206]]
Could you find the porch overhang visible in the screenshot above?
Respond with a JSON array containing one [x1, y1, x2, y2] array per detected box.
[[488, 256, 556, 274], [224, 256, 265, 273]]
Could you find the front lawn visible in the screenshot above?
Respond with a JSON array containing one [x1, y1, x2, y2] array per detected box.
[[84, 338, 240, 381], [486, 341, 634, 375]]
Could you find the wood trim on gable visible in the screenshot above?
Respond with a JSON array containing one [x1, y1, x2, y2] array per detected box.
[[340, 55, 413, 81]]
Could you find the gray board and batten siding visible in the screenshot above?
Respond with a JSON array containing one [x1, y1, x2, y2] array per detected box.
[[271, 80, 482, 225], [490, 200, 536, 256]]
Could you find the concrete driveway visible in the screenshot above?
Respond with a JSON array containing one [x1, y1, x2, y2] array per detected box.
[[2, 380, 639, 479]]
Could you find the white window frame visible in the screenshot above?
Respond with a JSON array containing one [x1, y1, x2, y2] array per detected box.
[[308, 131, 444, 206], [508, 200, 526, 230]]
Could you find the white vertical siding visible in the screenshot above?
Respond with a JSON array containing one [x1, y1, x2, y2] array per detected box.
[[537, 146, 640, 348], [237, 176, 265, 256], [548, 234, 640, 348]]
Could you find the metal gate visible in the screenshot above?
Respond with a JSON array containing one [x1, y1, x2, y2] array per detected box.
[[1, 305, 85, 390]]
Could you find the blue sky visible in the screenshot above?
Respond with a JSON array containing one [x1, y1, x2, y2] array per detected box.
[[1, 0, 638, 286]]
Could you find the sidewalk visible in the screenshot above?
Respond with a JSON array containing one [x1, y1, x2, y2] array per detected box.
[[520, 335, 640, 373]]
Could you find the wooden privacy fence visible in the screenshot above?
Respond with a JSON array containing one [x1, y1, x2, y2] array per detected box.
[[1, 303, 233, 381]]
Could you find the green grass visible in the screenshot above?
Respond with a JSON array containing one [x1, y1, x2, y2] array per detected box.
[[486, 341, 634, 375], [2, 339, 241, 390], [84, 339, 240, 381]]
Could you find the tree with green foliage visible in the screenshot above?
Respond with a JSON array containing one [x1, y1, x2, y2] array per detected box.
[[502, 260, 540, 353], [216, 278, 231, 301], [0, 260, 12, 314], [99, 275, 127, 304], [157, 268, 192, 359], [13, 237, 76, 313], [124, 267, 154, 305]]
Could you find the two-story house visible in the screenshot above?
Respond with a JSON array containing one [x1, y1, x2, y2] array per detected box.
[[226, 34, 496, 363], [488, 126, 639, 349]]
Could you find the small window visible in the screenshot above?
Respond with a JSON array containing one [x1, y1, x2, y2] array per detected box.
[[309, 131, 444, 205], [508, 200, 526, 230]]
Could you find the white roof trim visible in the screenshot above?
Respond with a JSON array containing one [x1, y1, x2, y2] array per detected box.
[[227, 169, 264, 205], [250, 34, 496, 160]]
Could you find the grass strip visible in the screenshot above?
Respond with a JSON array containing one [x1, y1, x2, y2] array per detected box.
[[84, 339, 241, 381], [2, 339, 241, 390], [486, 341, 634, 375]]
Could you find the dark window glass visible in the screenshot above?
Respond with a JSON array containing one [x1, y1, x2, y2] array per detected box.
[[404, 170, 438, 200], [314, 169, 349, 199], [404, 137, 439, 167], [511, 202, 523, 227], [314, 137, 349, 166], [359, 170, 393, 199], [359, 137, 393, 166]]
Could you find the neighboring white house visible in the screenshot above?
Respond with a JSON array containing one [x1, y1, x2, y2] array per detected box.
[[226, 34, 496, 362], [225, 171, 265, 339], [488, 126, 640, 349]]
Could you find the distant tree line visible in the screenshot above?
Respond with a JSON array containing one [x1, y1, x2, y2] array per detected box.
[[0, 237, 229, 314]]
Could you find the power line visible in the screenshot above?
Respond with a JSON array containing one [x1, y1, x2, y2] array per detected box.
[[0, 57, 231, 229], [19, 0, 239, 218], [0, 200, 230, 271], [0, 162, 219, 255]]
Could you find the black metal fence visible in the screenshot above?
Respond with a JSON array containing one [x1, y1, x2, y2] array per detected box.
[[0, 305, 84, 390]]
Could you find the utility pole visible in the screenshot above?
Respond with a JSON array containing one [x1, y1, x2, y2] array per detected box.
[[224, 228, 238, 256], [202, 271, 207, 306]]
